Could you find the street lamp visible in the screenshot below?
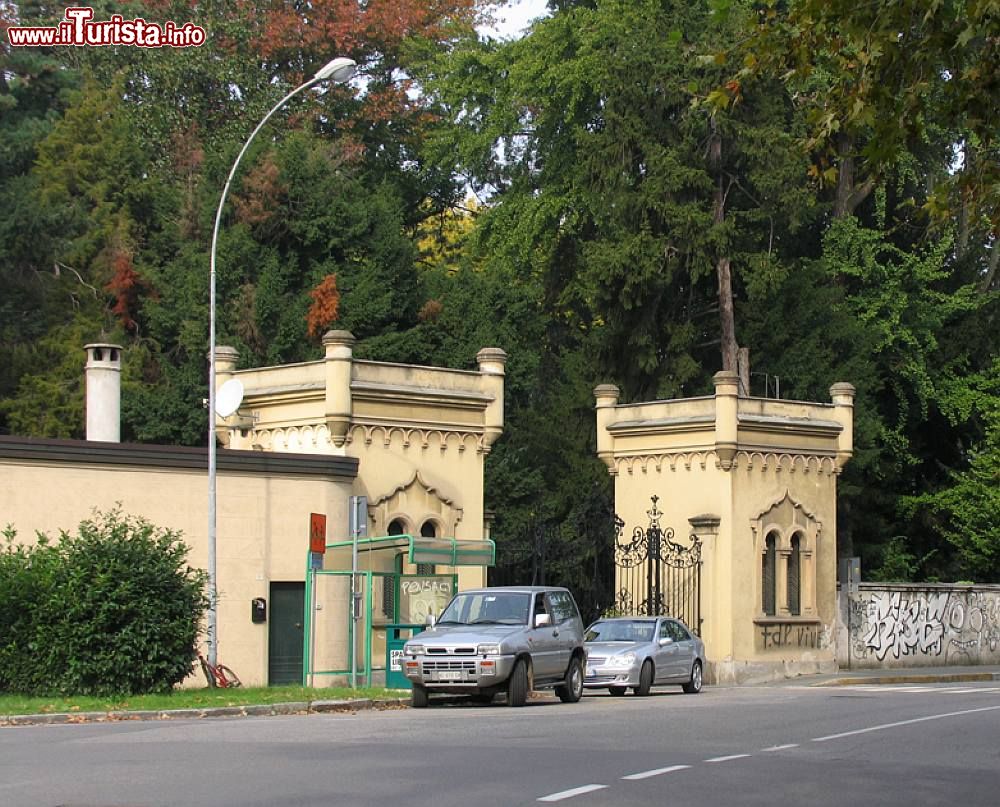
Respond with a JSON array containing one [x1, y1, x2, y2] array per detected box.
[[207, 56, 357, 666]]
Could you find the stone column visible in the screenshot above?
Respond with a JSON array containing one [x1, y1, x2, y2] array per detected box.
[[594, 384, 620, 473], [776, 546, 792, 617], [213, 346, 240, 447], [323, 330, 355, 447], [476, 348, 507, 452], [713, 371, 739, 470], [830, 382, 856, 471]]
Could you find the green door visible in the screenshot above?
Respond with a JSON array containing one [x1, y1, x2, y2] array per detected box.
[[269, 582, 305, 685]]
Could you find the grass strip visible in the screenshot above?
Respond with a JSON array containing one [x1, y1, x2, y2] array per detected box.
[[0, 686, 409, 716]]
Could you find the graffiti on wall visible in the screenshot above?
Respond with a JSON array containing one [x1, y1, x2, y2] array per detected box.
[[851, 590, 1000, 663], [759, 622, 830, 650]]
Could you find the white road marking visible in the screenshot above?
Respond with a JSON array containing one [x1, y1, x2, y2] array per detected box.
[[762, 744, 799, 751], [621, 764, 691, 780], [876, 686, 933, 692], [705, 754, 751, 763], [812, 704, 1000, 742], [538, 784, 609, 802]]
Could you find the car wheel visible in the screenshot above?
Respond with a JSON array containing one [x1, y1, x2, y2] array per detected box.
[[682, 660, 703, 694], [507, 659, 529, 707], [471, 692, 494, 704], [556, 656, 584, 703], [634, 660, 653, 696], [608, 686, 627, 696], [411, 684, 429, 708]]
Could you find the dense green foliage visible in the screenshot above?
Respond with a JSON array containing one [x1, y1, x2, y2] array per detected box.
[[1, 0, 996, 584], [0, 510, 209, 696]]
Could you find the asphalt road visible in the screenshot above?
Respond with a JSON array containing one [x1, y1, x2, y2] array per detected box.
[[3, 681, 999, 806]]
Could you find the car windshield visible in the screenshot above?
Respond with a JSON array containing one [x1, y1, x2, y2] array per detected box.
[[585, 620, 655, 643], [437, 592, 531, 626]]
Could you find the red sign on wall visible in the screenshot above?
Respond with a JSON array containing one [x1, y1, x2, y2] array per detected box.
[[310, 513, 327, 554]]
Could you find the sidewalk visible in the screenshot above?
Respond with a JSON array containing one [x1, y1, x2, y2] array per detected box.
[[790, 664, 1000, 687]]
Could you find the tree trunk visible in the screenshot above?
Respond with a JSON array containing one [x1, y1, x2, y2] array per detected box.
[[980, 241, 999, 293], [710, 117, 739, 373], [833, 133, 876, 219], [957, 142, 973, 260], [717, 256, 738, 372], [737, 347, 750, 397]]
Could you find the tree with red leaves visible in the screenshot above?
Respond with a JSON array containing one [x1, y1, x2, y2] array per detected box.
[[306, 274, 342, 339]]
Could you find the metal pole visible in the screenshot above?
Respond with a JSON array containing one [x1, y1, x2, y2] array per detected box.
[[207, 74, 342, 667], [351, 514, 359, 689], [208, 77, 323, 666]]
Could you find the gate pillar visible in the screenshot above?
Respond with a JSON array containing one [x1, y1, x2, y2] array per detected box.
[[594, 380, 854, 685]]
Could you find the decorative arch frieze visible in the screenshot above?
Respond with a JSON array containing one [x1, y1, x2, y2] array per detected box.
[[250, 423, 487, 455], [616, 451, 715, 475], [346, 424, 485, 454], [734, 451, 838, 476]]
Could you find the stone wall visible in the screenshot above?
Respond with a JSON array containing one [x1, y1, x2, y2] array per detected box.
[[836, 583, 1000, 669]]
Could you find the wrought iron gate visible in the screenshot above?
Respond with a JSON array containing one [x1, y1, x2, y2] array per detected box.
[[614, 496, 702, 631], [488, 495, 701, 629]]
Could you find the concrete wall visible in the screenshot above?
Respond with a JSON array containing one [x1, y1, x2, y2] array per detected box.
[[837, 583, 1000, 668], [0, 438, 357, 687], [1, 336, 505, 689]]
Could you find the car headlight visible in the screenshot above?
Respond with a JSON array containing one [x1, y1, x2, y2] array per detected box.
[[477, 643, 502, 655], [607, 652, 636, 668], [405, 644, 425, 656]]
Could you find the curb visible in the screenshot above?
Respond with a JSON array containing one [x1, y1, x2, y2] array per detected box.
[[812, 672, 1000, 687], [0, 697, 412, 727]]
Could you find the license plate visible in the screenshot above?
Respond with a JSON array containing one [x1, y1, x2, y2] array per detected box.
[[436, 670, 462, 681]]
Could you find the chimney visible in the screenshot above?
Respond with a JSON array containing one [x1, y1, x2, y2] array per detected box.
[[84, 343, 122, 442]]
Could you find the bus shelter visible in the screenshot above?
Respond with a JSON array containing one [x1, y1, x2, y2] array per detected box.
[[303, 533, 495, 687]]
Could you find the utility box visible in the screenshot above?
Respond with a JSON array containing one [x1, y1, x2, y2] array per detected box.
[[385, 624, 423, 689]]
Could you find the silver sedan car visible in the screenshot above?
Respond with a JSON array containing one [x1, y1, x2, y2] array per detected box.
[[584, 616, 705, 696]]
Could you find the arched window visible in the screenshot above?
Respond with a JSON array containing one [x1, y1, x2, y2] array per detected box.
[[787, 533, 802, 616], [417, 520, 437, 576], [762, 532, 778, 616], [387, 518, 406, 536]]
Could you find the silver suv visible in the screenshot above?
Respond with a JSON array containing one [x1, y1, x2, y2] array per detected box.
[[401, 585, 587, 707]]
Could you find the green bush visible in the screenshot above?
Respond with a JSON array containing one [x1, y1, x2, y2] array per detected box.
[[0, 509, 208, 696], [0, 528, 61, 693]]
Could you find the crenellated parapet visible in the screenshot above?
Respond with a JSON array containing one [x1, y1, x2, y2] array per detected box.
[[215, 337, 506, 459], [593, 380, 854, 479]]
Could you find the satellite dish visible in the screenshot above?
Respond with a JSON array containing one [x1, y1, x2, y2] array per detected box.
[[215, 379, 244, 418]]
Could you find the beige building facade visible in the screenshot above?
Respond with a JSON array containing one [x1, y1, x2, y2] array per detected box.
[[0, 336, 506, 688], [595, 370, 855, 685]]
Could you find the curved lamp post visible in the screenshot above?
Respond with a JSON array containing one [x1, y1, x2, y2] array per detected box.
[[207, 56, 357, 666]]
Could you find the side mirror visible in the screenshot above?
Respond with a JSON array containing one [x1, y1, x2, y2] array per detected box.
[[534, 613, 552, 628], [425, 612, 436, 627], [659, 637, 673, 646]]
